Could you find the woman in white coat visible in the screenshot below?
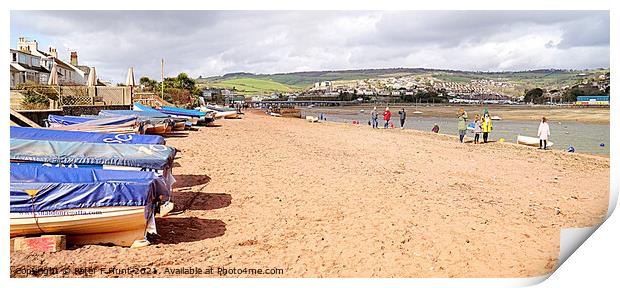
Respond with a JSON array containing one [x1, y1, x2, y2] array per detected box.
[[537, 117, 551, 149]]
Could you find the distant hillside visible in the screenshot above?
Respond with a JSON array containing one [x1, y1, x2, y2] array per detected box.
[[202, 77, 302, 95], [197, 68, 609, 95]]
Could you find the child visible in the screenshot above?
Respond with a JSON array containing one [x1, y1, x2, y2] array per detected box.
[[473, 114, 482, 144], [537, 117, 550, 149]]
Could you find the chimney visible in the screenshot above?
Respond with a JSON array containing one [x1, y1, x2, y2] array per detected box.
[[17, 37, 38, 53], [49, 47, 58, 58], [70, 52, 78, 66]]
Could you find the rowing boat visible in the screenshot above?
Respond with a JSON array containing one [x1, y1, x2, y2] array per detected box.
[[517, 135, 554, 148]]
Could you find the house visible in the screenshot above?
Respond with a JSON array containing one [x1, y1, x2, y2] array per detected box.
[[10, 49, 50, 87], [15, 37, 91, 85]]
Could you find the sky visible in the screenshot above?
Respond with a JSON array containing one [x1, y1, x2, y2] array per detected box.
[[10, 10, 610, 83]]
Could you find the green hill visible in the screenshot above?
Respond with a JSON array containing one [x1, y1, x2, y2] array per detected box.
[[202, 77, 303, 95]]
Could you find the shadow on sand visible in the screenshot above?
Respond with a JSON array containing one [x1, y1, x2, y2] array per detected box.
[[173, 174, 212, 188], [172, 192, 232, 212], [151, 217, 226, 244]]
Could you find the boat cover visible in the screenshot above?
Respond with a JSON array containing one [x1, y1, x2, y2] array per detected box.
[[10, 139, 175, 170], [99, 110, 172, 125], [10, 164, 163, 215], [47, 115, 138, 126], [11, 126, 165, 145], [159, 106, 206, 117], [133, 102, 160, 113]]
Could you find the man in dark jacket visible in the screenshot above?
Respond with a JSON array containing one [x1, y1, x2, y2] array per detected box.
[[398, 108, 406, 130]]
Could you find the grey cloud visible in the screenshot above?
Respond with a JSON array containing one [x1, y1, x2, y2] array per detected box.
[[10, 10, 609, 83]]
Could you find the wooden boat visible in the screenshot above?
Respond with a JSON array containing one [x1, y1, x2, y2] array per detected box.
[[172, 121, 186, 131], [11, 206, 147, 247], [517, 135, 554, 148], [145, 123, 169, 135]]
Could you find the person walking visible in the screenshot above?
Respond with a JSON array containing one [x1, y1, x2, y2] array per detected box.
[[473, 114, 482, 144], [457, 108, 468, 143], [383, 107, 391, 129], [398, 108, 407, 129], [371, 107, 379, 129], [537, 117, 551, 149], [481, 112, 493, 143]]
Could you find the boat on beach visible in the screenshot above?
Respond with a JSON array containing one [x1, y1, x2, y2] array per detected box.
[[11, 126, 165, 145], [201, 104, 241, 119], [10, 164, 167, 246], [46, 115, 144, 134], [99, 109, 173, 135], [517, 135, 554, 148]]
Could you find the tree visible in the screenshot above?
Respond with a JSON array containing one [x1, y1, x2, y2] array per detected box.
[[524, 88, 544, 104], [139, 77, 159, 91]]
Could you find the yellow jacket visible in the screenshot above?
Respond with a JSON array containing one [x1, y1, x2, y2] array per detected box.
[[482, 117, 492, 132]]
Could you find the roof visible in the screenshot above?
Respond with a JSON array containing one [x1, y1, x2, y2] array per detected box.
[[10, 62, 50, 73], [77, 65, 91, 73]]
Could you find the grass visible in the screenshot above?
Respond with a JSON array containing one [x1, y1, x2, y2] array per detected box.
[[205, 78, 304, 95]]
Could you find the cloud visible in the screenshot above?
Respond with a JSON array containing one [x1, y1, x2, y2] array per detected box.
[[10, 10, 610, 83]]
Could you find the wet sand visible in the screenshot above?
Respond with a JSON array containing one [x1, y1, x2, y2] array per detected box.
[[310, 105, 610, 125], [10, 110, 609, 278]]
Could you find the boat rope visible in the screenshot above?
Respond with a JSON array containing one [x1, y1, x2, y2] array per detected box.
[[30, 196, 46, 234]]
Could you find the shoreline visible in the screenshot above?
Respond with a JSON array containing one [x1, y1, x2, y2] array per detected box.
[[314, 118, 610, 158], [11, 111, 610, 278], [303, 104, 610, 125]]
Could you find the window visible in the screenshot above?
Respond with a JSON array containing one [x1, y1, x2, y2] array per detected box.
[[18, 53, 27, 64], [12, 53, 16, 62]]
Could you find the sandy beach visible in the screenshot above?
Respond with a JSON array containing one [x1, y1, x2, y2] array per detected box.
[[10, 110, 609, 278]]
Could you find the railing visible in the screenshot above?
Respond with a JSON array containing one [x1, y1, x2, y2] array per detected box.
[[133, 92, 176, 108]]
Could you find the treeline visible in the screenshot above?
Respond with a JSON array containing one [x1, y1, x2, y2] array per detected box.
[[139, 73, 201, 106], [524, 85, 609, 104]]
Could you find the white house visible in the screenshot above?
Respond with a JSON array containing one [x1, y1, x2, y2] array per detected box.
[[10, 49, 49, 88], [16, 37, 92, 85]]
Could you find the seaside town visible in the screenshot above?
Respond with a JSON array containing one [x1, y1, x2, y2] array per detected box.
[[9, 9, 611, 280]]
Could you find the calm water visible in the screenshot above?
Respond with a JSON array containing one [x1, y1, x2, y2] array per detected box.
[[301, 108, 610, 155]]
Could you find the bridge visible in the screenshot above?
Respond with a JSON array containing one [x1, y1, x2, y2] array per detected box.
[[247, 100, 357, 107]]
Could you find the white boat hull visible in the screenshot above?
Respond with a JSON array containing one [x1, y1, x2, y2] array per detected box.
[[517, 135, 554, 148], [11, 206, 148, 247]]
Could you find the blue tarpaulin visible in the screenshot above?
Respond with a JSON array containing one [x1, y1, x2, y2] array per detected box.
[[133, 102, 160, 113], [47, 115, 138, 126], [10, 164, 163, 214], [47, 115, 96, 125], [100, 109, 170, 119], [11, 126, 165, 145], [159, 106, 206, 117], [10, 139, 176, 170], [99, 110, 172, 125]]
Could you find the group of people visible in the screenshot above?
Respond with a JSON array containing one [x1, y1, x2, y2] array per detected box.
[[457, 108, 551, 150], [457, 108, 493, 144], [370, 107, 409, 130], [366, 106, 551, 150]]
